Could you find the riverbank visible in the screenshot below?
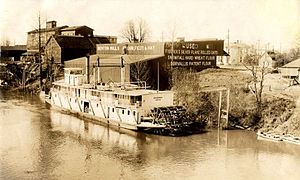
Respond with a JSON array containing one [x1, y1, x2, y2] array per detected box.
[[172, 68, 297, 133], [0, 61, 63, 95], [260, 84, 300, 136]]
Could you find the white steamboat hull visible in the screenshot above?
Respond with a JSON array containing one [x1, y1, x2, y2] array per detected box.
[[47, 91, 166, 131], [48, 92, 142, 130]]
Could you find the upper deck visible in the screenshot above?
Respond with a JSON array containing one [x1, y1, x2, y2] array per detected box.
[[52, 68, 174, 110]]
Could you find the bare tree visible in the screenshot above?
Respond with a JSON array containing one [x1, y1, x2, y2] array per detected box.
[[121, 18, 151, 86], [0, 38, 12, 62], [1, 38, 11, 46], [121, 18, 150, 43], [243, 55, 269, 124], [130, 58, 151, 83]]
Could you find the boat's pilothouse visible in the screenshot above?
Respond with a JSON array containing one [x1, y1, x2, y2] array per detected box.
[[48, 57, 203, 136]]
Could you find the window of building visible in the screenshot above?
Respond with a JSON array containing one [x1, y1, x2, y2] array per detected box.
[[133, 111, 136, 116], [112, 108, 114, 112], [128, 110, 130, 115]]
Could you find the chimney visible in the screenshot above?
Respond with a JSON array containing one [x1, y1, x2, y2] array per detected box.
[[46, 21, 57, 29], [120, 56, 125, 89], [86, 55, 90, 84]]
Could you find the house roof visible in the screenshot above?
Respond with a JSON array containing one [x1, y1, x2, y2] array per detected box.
[[282, 58, 300, 68], [259, 51, 279, 61], [48, 35, 111, 49], [60, 26, 93, 31]]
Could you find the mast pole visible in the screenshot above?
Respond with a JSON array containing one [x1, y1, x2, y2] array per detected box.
[[39, 13, 42, 90], [157, 60, 159, 91]]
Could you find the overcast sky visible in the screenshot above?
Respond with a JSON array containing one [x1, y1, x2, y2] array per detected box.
[[0, 0, 299, 50]]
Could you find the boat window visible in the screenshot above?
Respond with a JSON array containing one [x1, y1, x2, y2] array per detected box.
[[131, 96, 142, 101], [137, 96, 142, 101], [70, 70, 82, 75]]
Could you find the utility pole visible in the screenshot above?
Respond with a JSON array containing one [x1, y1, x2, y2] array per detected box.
[[227, 29, 230, 54], [38, 13, 42, 90], [227, 29, 230, 64]]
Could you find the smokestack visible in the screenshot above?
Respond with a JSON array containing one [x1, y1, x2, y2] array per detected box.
[[93, 66, 96, 87], [86, 55, 90, 84], [97, 56, 100, 84], [121, 56, 125, 89]]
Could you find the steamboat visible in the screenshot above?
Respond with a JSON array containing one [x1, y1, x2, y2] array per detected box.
[[45, 57, 202, 136]]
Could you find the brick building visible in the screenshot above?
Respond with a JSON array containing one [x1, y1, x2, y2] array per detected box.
[[27, 20, 117, 63], [27, 21, 67, 53]]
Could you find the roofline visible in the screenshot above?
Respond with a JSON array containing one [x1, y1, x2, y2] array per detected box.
[[27, 25, 68, 33], [60, 25, 94, 31]]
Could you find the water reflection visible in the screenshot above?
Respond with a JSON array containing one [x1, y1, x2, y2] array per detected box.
[[50, 110, 144, 153]]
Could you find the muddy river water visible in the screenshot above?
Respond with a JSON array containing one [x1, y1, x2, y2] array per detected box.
[[1, 90, 300, 179]]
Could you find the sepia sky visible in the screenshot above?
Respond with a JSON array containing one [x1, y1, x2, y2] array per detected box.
[[0, 0, 299, 50]]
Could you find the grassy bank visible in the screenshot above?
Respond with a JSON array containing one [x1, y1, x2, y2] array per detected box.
[[172, 68, 296, 130]]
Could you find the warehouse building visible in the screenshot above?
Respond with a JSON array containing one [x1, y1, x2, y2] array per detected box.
[[64, 40, 228, 90]]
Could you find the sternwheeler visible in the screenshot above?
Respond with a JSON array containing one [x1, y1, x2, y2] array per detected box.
[[45, 57, 202, 136]]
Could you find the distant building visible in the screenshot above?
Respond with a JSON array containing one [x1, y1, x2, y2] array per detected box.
[[0, 45, 26, 61], [258, 51, 278, 69], [222, 40, 254, 65], [45, 35, 117, 64]]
